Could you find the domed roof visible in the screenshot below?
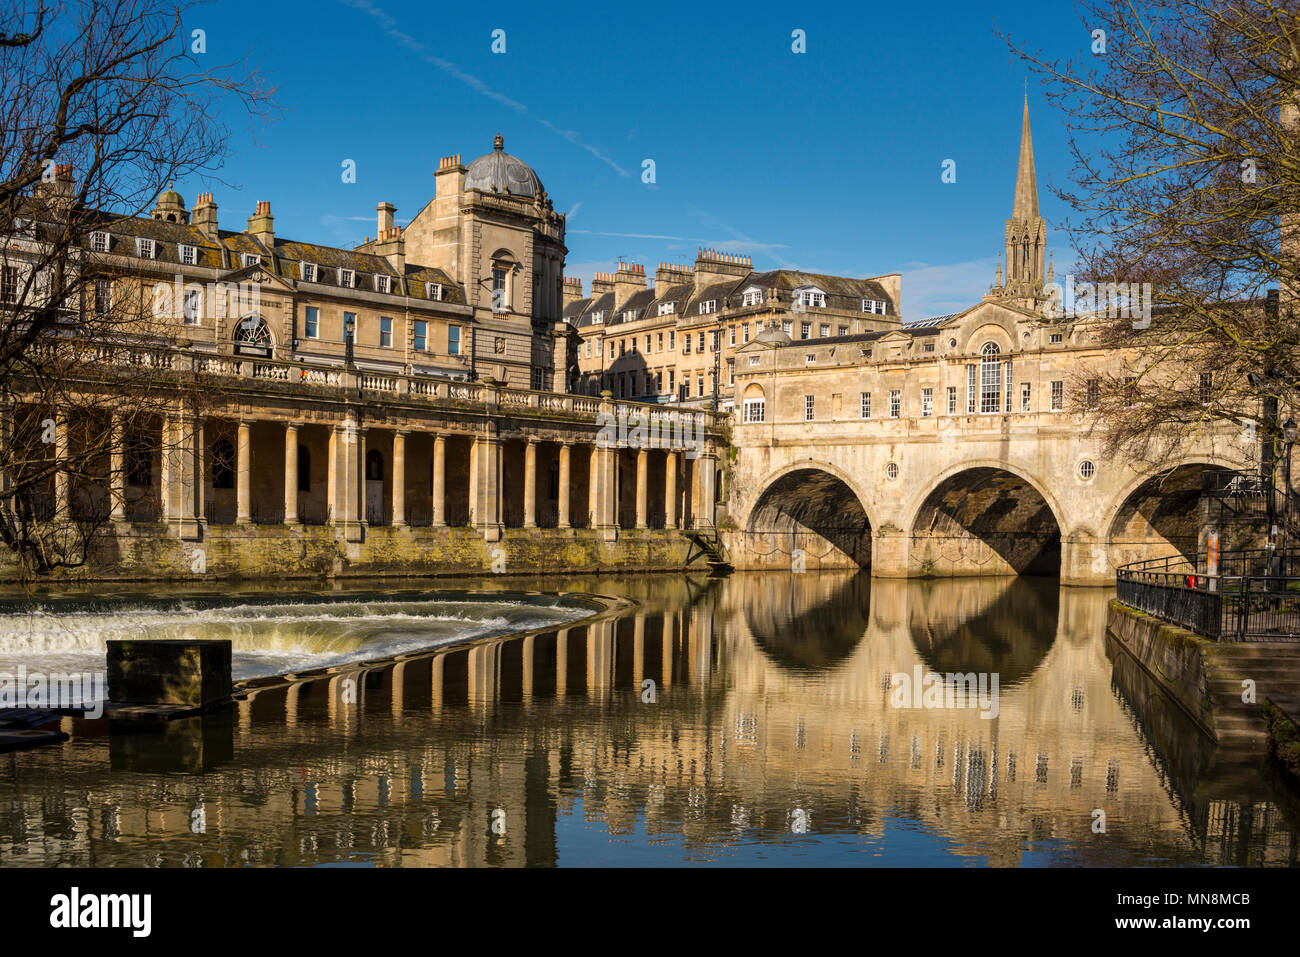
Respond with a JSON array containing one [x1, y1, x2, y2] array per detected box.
[[464, 133, 543, 198], [753, 325, 791, 346]]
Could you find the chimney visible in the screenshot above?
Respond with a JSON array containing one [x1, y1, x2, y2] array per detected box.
[[562, 276, 584, 307], [591, 271, 616, 299], [613, 261, 645, 313], [655, 261, 694, 297], [35, 164, 76, 216], [370, 219, 405, 276], [435, 153, 465, 199], [694, 248, 752, 291], [192, 192, 219, 242], [246, 200, 273, 248]]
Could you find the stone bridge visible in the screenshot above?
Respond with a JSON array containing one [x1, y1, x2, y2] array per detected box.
[[720, 298, 1253, 584]]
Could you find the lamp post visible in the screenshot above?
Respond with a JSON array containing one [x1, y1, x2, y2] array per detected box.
[[343, 312, 355, 367]]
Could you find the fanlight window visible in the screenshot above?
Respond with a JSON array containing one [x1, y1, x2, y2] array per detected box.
[[234, 315, 273, 357]]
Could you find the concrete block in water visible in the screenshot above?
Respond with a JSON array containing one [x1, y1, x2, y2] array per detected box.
[[106, 640, 232, 707]]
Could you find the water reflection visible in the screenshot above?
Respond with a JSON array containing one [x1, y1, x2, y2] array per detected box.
[[0, 572, 1297, 867]]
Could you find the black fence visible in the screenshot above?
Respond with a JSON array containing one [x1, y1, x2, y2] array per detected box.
[[1116, 548, 1300, 642]]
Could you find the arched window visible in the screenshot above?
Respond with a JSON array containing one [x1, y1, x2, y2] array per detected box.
[[980, 342, 1002, 413], [297, 445, 311, 492], [211, 437, 235, 489], [365, 448, 384, 481], [234, 315, 273, 357]]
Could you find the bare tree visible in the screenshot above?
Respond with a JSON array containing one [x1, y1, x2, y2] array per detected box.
[[0, 0, 275, 576], [1002, 1, 1300, 479]]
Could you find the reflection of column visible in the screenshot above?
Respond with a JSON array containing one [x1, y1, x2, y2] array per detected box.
[[236, 420, 252, 524], [523, 438, 537, 528], [664, 452, 677, 529], [109, 414, 126, 521], [586, 619, 613, 696], [557, 442, 571, 529], [392, 430, 407, 527], [430, 654, 444, 715], [556, 629, 568, 697], [633, 613, 645, 688], [522, 635, 534, 699], [284, 424, 299, 525], [432, 434, 446, 527], [693, 603, 712, 683], [635, 449, 648, 529], [285, 682, 300, 729], [390, 661, 405, 719], [661, 613, 674, 688]]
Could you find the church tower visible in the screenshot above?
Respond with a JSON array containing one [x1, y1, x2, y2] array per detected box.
[[990, 96, 1049, 308]]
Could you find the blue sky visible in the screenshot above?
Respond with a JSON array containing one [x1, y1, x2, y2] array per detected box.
[[186, 0, 1095, 319]]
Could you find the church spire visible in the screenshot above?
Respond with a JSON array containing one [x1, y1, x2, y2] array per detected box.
[[991, 94, 1049, 307], [1012, 93, 1039, 222]]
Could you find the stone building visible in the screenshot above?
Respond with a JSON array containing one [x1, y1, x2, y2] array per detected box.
[[562, 253, 902, 409]]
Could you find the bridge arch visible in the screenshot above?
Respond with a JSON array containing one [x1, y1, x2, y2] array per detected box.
[[1103, 458, 1245, 564], [906, 460, 1065, 577], [744, 460, 875, 569]]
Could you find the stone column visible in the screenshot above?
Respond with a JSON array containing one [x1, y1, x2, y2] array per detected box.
[[696, 451, 717, 528], [330, 419, 362, 542], [473, 428, 503, 540], [236, 420, 252, 524], [523, 437, 538, 528], [664, 451, 678, 529], [284, 424, 300, 525], [635, 448, 648, 528], [468, 436, 478, 525], [109, 415, 126, 521], [51, 414, 71, 520], [432, 433, 447, 527], [357, 427, 368, 526], [392, 430, 407, 528], [165, 413, 203, 540], [557, 442, 571, 529], [587, 444, 599, 529]]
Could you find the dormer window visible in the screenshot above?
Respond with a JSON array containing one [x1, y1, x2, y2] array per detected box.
[[658, 302, 675, 316], [741, 289, 762, 307], [862, 298, 886, 314], [89, 231, 109, 253], [301, 262, 317, 283], [427, 281, 442, 301], [590, 310, 604, 324], [796, 288, 826, 308], [623, 309, 638, 322], [699, 299, 717, 314], [179, 244, 196, 266], [375, 274, 391, 294], [242, 253, 261, 267], [136, 237, 156, 259], [339, 268, 354, 288]]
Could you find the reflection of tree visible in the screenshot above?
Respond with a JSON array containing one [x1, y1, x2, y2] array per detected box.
[[741, 571, 871, 671], [907, 577, 1058, 685]]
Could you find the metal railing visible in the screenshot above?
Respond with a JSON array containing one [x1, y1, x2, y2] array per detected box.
[[1116, 548, 1300, 641]]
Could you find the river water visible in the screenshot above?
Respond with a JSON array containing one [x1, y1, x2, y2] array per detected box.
[[0, 572, 1297, 867]]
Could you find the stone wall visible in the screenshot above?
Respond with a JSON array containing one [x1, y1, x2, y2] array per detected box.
[[0, 525, 699, 583]]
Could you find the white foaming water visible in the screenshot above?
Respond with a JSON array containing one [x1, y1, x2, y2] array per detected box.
[[0, 596, 591, 680]]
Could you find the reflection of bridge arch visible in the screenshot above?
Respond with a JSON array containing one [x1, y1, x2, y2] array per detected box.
[[906, 461, 1064, 577], [742, 572, 871, 671], [906, 577, 1058, 684], [1103, 459, 1243, 563], [744, 461, 875, 569]]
